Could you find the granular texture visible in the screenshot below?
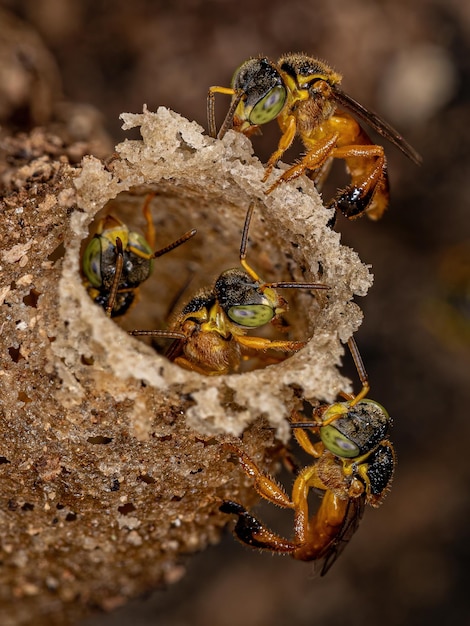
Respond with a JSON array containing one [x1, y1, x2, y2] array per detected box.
[[0, 108, 371, 625]]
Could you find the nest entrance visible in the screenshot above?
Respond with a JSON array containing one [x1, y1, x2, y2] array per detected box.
[[0, 106, 372, 622]]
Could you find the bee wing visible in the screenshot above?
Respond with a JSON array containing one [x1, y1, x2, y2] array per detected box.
[[332, 86, 422, 165], [319, 495, 366, 576]]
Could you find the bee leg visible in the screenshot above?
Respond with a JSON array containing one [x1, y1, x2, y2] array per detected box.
[[365, 168, 390, 220], [265, 134, 338, 193], [220, 443, 298, 555], [329, 144, 389, 220], [327, 185, 377, 220], [328, 175, 389, 220], [220, 501, 297, 554], [142, 192, 157, 249], [223, 443, 294, 508], [224, 445, 319, 550], [221, 445, 351, 562], [236, 335, 306, 355], [326, 209, 338, 229], [262, 115, 298, 183], [290, 423, 323, 460]]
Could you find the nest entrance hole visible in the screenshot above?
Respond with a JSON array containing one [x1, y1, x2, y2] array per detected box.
[[81, 184, 323, 374]]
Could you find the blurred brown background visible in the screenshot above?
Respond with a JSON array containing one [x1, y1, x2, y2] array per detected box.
[[1, 0, 469, 624]]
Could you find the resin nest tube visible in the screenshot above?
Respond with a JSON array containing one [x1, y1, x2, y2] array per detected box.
[[0, 107, 371, 624]]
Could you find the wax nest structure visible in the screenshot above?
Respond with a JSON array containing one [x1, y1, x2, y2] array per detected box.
[[0, 107, 371, 625]]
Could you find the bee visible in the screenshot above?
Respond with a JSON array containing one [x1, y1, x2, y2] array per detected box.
[[220, 337, 395, 574], [130, 202, 328, 375], [82, 194, 196, 317], [208, 54, 421, 222]]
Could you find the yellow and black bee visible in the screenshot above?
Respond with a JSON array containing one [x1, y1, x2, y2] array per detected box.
[[208, 54, 421, 222], [221, 338, 395, 574], [82, 195, 196, 317]]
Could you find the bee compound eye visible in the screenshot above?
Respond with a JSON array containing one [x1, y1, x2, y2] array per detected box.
[[82, 237, 103, 286], [250, 86, 287, 125], [227, 304, 274, 328], [320, 425, 360, 459]]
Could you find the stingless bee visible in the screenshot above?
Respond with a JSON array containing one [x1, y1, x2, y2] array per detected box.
[[82, 194, 196, 317], [220, 337, 395, 574], [130, 202, 328, 375], [208, 54, 421, 222]]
